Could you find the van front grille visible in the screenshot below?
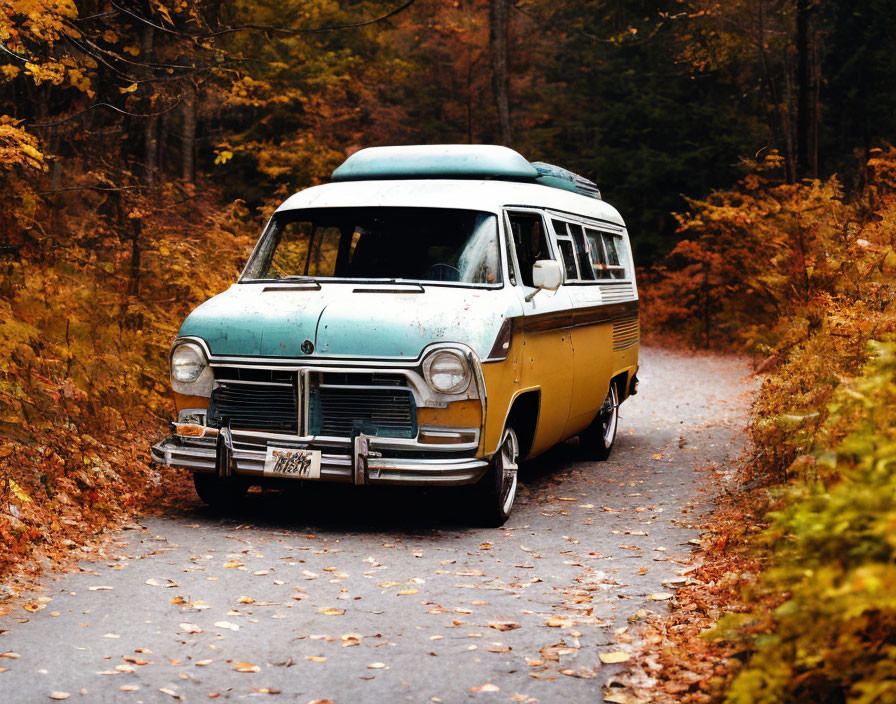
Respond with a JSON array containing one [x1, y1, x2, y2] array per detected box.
[[208, 379, 298, 433], [310, 385, 417, 439]]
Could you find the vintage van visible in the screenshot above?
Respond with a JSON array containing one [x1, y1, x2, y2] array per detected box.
[[151, 145, 639, 525]]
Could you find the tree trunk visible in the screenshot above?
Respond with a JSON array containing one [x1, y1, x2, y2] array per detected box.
[[181, 82, 197, 183], [142, 26, 159, 186], [489, 0, 512, 146], [796, 0, 812, 178]]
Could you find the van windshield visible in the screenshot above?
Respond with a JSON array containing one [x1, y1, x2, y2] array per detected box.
[[242, 207, 502, 286]]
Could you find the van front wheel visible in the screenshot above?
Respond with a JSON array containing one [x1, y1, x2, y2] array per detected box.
[[193, 473, 248, 511], [477, 426, 520, 526], [579, 383, 619, 461]]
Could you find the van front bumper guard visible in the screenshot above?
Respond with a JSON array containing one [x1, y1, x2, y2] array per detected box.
[[150, 434, 489, 487]]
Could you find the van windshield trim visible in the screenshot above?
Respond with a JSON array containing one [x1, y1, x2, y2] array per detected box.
[[240, 206, 505, 289]]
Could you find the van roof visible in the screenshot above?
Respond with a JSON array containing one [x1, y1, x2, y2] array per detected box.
[[275, 178, 625, 228], [330, 145, 602, 201]]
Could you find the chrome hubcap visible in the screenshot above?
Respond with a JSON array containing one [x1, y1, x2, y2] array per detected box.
[[498, 428, 519, 515], [600, 386, 618, 446]]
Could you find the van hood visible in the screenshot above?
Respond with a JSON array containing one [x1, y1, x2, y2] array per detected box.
[[178, 283, 513, 360]]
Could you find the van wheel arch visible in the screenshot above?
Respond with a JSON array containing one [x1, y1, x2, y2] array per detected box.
[[503, 390, 540, 460]]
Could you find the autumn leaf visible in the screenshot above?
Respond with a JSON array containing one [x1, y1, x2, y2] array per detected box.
[[470, 683, 500, 693], [318, 607, 344, 616], [599, 651, 631, 664], [233, 662, 260, 673], [489, 621, 521, 631]]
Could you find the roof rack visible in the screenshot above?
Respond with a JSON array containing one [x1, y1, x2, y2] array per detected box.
[[331, 145, 601, 200]]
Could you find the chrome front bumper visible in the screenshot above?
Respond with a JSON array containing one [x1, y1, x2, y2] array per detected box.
[[151, 433, 489, 487]]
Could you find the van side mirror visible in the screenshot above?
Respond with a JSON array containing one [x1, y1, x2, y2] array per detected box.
[[526, 260, 563, 301]]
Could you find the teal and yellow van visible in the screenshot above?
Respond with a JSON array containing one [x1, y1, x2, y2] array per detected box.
[[151, 145, 639, 524]]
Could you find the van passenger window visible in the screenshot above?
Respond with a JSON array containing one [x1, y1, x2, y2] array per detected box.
[[508, 212, 550, 287], [568, 224, 595, 281], [601, 233, 629, 280], [585, 228, 610, 279], [556, 240, 578, 281]]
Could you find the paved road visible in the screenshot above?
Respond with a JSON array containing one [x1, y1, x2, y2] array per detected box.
[[0, 348, 755, 704]]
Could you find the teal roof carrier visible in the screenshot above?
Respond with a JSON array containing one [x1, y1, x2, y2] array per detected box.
[[331, 144, 601, 200]]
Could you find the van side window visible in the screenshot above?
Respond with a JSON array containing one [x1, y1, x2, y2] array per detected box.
[[601, 232, 629, 280], [568, 223, 596, 281], [585, 228, 610, 279], [508, 212, 550, 287], [583, 227, 629, 280]]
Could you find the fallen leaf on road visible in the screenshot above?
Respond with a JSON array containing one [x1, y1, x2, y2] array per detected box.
[[341, 634, 361, 647], [489, 621, 521, 631], [195, 659, 214, 666], [48, 693, 70, 700], [305, 656, 327, 663], [102, 633, 120, 639], [1, 652, 21, 659], [179, 623, 203, 633], [237, 596, 255, 604], [222, 561, 243, 568], [470, 683, 500, 693], [377, 582, 399, 588], [253, 689, 281, 695], [487, 643, 510, 653], [546, 616, 574, 628], [120, 685, 140, 692], [649, 593, 673, 601], [397, 589, 418, 596], [170, 596, 187, 605], [599, 652, 631, 664], [159, 688, 182, 699], [233, 662, 260, 673], [88, 586, 113, 591], [214, 621, 239, 631], [560, 668, 596, 678], [367, 662, 388, 669], [318, 607, 344, 616]]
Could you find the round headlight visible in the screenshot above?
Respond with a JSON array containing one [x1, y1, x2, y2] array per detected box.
[[424, 350, 471, 394], [171, 342, 207, 384]]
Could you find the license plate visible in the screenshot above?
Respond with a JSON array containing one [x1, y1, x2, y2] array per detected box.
[[263, 446, 321, 479]]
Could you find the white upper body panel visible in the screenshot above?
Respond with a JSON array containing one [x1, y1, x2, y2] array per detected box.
[[275, 179, 626, 228]]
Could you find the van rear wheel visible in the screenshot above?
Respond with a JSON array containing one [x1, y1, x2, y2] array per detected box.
[[579, 383, 619, 461], [476, 426, 520, 527]]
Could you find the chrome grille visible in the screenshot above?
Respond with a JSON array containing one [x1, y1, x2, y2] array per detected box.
[[208, 370, 298, 433], [598, 282, 636, 302], [612, 315, 639, 351], [309, 376, 416, 439]]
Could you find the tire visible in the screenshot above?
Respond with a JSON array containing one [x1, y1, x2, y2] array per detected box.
[[579, 382, 619, 461], [193, 472, 248, 511], [476, 426, 520, 526]]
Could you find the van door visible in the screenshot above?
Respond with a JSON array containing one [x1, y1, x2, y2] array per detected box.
[[549, 217, 613, 436], [505, 209, 574, 456]]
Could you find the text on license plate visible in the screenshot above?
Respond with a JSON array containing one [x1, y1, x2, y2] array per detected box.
[[263, 446, 321, 479]]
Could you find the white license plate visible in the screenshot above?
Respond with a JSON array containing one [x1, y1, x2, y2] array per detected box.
[[263, 446, 321, 479]]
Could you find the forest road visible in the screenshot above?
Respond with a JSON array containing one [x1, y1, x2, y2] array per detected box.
[[0, 347, 756, 704]]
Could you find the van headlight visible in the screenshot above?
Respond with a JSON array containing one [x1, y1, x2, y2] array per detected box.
[[171, 342, 206, 383], [169, 340, 212, 395], [423, 349, 471, 394]]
